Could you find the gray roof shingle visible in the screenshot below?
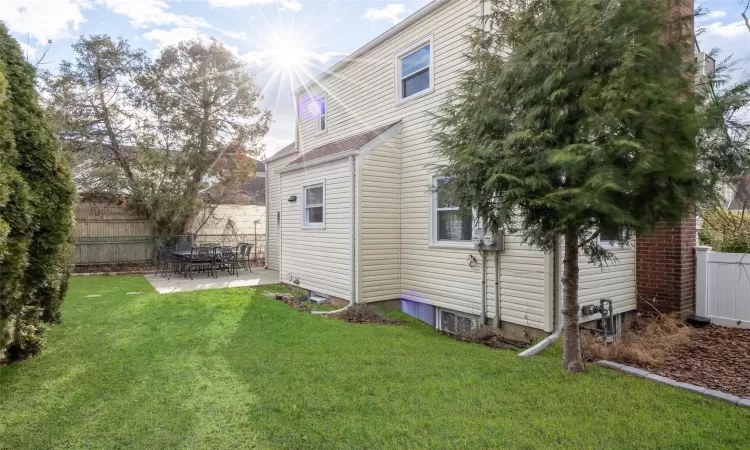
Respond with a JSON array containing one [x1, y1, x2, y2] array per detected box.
[[286, 122, 399, 167]]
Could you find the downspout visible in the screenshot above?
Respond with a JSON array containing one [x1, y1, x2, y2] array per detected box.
[[518, 237, 562, 357], [268, 158, 274, 273], [480, 250, 487, 325], [493, 252, 501, 328], [312, 154, 357, 315], [279, 172, 283, 283]]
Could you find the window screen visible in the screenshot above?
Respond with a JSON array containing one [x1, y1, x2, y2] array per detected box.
[[304, 184, 324, 226], [400, 44, 431, 99]]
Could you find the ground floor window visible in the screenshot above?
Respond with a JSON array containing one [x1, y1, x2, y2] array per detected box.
[[431, 177, 473, 244]]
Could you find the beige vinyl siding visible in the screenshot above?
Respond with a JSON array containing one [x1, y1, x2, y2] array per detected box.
[[279, 158, 353, 300], [294, 0, 555, 330], [266, 153, 297, 272], [578, 245, 636, 317], [359, 137, 402, 303]]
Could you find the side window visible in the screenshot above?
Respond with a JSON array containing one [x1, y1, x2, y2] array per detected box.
[[315, 95, 327, 134], [302, 183, 325, 227], [432, 177, 472, 243], [397, 38, 433, 101]]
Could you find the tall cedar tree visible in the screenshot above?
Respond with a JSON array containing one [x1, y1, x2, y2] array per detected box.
[[433, 0, 701, 372], [0, 25, 75, 361]]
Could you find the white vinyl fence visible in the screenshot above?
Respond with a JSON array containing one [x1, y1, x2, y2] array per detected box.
[[695, 246, 750, 328]]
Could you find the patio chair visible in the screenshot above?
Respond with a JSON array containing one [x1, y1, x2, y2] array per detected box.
[[237, 243, 254, 272], [218, 246, 239, 277], [186, 247, 214, 280], [154, 245, 170, 277], [166, 246, 188, 281]]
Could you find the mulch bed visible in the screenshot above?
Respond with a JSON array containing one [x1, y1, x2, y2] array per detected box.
[[264, 293, 310, 312], [647, 325, 750, 399], [447, 327, 528, 350], [332, 304, 406, 325]]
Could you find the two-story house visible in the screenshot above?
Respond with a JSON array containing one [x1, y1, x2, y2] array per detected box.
[[265, 0, 636, 339]]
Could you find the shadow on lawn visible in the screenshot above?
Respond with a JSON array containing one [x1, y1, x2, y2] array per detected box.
[[0, 279, 223, 448]]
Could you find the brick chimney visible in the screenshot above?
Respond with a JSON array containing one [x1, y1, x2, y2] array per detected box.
[[636, 0, 696, 315], [636, 217, 697, 315]]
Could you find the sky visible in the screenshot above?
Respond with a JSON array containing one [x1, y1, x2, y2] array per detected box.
[[2, 0, 749, 158]]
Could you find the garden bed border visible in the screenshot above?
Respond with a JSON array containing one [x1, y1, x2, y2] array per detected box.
[[596, 360, 750, 408]]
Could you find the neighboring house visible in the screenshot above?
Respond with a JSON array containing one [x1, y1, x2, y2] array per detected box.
[[195, 159, 267, 236], [266, 0, 636, 338]]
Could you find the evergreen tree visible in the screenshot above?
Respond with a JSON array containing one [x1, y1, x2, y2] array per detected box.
[[0, 24, 75, 361], [433, 0, 702, 372]]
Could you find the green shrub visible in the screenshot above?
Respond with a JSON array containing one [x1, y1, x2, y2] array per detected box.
[[0, 25, 75, 362], [4, 307, 46, 363], [701, 208, 750, 253]]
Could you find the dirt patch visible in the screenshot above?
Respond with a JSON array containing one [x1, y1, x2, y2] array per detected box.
[[449, 327, 528, 350], [332, 304, 406, 325], [649, 325, 750, 399], [264, 292, 310, 312]]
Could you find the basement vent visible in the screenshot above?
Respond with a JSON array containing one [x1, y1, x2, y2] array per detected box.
[[438, 308, 477, 334], [310, 291, 330, 304]]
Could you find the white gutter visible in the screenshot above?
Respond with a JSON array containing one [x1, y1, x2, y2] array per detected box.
[[312, 154, 357, 315], [518, 237, 562, 357]]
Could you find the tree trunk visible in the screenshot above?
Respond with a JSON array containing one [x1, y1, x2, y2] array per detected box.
[[562, 226, 586, 373]]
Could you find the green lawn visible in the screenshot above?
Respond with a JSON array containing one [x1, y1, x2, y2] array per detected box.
[[1, 277, 749, 449]]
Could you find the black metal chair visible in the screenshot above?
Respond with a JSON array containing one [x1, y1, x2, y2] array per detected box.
[[218, 246, 239, 277], [154, 245, 168, 277], [186, 247, 214, 280], [237, 243, 254, 272]]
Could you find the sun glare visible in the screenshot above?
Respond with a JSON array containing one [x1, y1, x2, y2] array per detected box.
[[268, 37, 307, 72]]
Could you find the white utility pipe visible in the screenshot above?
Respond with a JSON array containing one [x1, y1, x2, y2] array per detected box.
[[480, 251, 487, 325], [493, 252, 500, 328], [518, 238, 562, 357], [312, 155, 357, 316]]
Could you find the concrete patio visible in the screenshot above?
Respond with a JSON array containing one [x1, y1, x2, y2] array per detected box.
[[144, 268, 280, 294]]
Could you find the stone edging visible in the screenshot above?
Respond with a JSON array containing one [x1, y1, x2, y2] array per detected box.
[[596, 360, 750, 408]]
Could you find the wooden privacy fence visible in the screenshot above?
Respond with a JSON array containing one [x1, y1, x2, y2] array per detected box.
[[73, 202, 266, 266], [74, 203, 154, 265], [695, 246, 750, 328]]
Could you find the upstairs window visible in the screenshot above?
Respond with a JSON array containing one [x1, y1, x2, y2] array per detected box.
[[397, 38, 433, 101], [315, 95, 327, 134], [432, 177, 473, 244], [303, 183, 325, 227]]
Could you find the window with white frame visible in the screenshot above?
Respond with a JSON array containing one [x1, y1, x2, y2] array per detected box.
[[397, 39, 433, 101], [315, 95, 327, 134], [303, 183, 324, 227], [432, 177, 473, 243]]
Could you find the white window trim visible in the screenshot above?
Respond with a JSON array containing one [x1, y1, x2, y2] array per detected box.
[[597, 230, 632, 249], [436, 307, 478, 334], [395, 35, 435, 105], [428, 175, 474, 249], [302, 181, 325, 229], [315, 94, 327, 135]]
